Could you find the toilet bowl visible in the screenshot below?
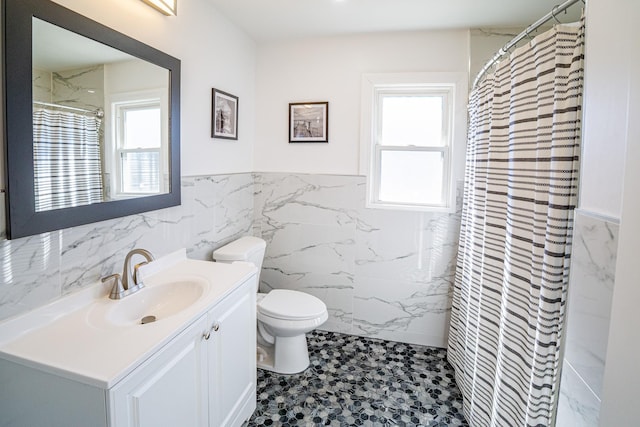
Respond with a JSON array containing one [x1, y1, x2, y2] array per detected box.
[[213, 236, 328, 374]]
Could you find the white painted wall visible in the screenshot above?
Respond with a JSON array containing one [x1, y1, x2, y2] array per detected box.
[[254, 30, 470, 175], [104, 59, 168, 93], [577, 0, 628, 218], [49, 0, 257, 175], [599, 0, 640, 424]]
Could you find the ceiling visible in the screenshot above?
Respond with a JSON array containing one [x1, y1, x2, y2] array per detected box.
[[33, 18, 133, 71], [209, 0, 583, 43]]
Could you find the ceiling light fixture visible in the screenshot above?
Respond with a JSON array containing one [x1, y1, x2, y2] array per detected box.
[[141, 0, 177, 16]]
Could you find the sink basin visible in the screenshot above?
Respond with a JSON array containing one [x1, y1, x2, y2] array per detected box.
[[105, 280, 207, 326]]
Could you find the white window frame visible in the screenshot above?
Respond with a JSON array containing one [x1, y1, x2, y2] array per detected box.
[[105, 88, 169, 199], [360, 72, 467, 213]]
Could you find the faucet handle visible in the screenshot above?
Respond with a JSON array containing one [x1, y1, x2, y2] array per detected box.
[[133, 261, 149, 289], [102, 273, 125, 300]]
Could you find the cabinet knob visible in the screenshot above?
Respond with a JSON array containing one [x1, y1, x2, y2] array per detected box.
[[203, 331, 211, 340], [212, 323, 220, 332]]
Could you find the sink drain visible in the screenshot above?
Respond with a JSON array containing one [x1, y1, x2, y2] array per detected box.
[[141, 315, 157, 324]]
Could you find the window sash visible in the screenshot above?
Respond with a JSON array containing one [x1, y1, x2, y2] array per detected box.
[[117, 102, 162, 150], [112, 97, 166, 197], [370, 87, 453, 210], [373, 145, 450, 208], [375, 90, 451, 149], [118, 147, 162, 195]]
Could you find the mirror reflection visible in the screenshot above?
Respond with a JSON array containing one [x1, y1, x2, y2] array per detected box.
[[32, 18, 170, 212]]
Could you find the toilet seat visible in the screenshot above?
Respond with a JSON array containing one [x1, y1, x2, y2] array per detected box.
[[257, 289, 326, 321]]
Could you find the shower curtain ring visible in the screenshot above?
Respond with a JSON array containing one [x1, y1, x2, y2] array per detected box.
[[551, 5, 561, 24]]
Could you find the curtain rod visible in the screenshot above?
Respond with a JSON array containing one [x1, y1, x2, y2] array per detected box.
[[472, 0, 584, 90], [33, 100, 103, 117]]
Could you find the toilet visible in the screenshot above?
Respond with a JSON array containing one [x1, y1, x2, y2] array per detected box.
[[213, 236, 328, 374]]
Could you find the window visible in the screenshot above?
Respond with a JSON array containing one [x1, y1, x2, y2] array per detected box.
[[360, 73, 466, 212], [106, 89, 168, 199], [117, 102, 162, 194]]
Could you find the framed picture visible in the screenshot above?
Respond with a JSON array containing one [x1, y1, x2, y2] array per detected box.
[[289, 102, 328, 143], [212, 88, 238, 140]]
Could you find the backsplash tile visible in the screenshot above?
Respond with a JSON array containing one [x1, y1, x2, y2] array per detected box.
[[0, 172, 463, 349], [0, 232, 62, 320], [0, 173, 254, 322]]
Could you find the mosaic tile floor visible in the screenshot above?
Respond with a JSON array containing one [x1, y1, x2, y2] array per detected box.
[[245, 330, 468, 426]]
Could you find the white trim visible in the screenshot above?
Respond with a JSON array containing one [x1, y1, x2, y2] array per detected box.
[[359, 72, 467, 213]]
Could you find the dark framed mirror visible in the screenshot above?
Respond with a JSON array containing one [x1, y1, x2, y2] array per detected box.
[[3, 0, 181, 239]]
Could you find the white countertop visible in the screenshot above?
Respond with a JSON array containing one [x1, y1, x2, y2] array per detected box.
[[0, 250, 257, 389]]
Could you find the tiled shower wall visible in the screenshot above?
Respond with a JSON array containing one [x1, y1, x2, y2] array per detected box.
[[0, 172, 461, 348], [557, 211, 619, 426]]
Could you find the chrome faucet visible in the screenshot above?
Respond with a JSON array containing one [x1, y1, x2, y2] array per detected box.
[[101, 248, 155, 300], [123, 248, 155, 291]]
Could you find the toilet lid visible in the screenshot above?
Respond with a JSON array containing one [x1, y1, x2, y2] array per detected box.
[[258, 289, 326, 321]]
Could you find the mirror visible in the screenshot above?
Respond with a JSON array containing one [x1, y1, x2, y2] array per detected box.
[[3, 0, 181, 239]]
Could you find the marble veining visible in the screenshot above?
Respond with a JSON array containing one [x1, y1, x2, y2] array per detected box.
[[52, 65, 104, 112], [185, 174, 254, 260], [557, 361, 600, 427], [557, 210, 619, 426], [1, 172, 462, 350], [32, 68, 52, 103], [563, 212, 618, 395], [0, 233, 62, 320], [254, 173, 463, 347], [0, 173, 254, 322]]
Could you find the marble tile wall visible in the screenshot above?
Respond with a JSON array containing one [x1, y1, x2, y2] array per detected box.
[[1, 171, 460, 349], [0, 173, 254, 322], [254, 173, 462, 348], [557, 210, 619, 426], [32, 65, 105, 111], [52, 65, 105, 112], [33, 68, 52, 103]]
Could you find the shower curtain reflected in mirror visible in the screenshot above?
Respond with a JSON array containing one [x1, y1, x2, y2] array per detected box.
[[448, 20, 585, 427], [33, 107, 104, 212]]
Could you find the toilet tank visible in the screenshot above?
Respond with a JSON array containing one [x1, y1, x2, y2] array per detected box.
[[212, 236, 266, 274]]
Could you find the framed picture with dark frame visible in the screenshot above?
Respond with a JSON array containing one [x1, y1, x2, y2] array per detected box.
[[212, 88, 238, 140], [289, 101, 328, 143]]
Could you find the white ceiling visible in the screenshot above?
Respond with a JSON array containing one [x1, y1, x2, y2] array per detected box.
[[209, 0, 583, 42], [33, 18, 133, 71]]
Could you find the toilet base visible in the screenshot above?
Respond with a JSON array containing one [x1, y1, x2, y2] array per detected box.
[[256, 334, 310, 374], [256, 345, 275, 371]]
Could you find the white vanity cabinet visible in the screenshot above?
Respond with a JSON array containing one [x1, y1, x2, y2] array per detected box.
[[207, 277, 256, 427], [109, 315, 209, 427], [109, 277, 256, 427], [0, 257, 257, 427]]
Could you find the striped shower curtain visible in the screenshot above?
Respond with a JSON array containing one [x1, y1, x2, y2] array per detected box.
[[33, 108, 104, 211], [447, 21, 585, 427]]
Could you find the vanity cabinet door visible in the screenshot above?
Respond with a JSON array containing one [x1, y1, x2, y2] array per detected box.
[[207, 278, 257, 427], [109, 315, 209, 427]]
